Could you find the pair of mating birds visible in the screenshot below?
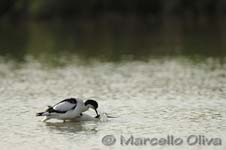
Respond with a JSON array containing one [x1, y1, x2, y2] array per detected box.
[[36, 98, 99, 122]]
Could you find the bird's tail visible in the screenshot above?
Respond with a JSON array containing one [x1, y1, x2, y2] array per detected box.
[[36, 112, 49, 116]]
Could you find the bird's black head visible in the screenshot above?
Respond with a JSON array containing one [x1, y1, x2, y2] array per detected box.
[[84, 99, 98, 109], [85, 99, 99, 117]]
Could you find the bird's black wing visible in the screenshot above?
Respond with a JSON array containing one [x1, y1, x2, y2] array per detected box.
[[46, 98, 77, 113]]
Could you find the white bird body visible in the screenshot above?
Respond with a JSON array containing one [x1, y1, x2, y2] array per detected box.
[[37, 98, 99, 122], [54, 98, 87, 119]]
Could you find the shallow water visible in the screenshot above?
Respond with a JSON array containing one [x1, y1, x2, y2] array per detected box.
[[0, 56, 226, 150]]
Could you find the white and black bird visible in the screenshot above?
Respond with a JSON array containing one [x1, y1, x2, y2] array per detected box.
[[36, 98, 99, 122]]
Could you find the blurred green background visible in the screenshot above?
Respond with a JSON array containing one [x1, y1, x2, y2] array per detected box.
[[1, 0, 226, 19], [0, 0, 226, 62]]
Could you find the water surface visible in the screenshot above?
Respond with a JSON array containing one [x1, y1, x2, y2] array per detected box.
[[0, 57, 225, 150]]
